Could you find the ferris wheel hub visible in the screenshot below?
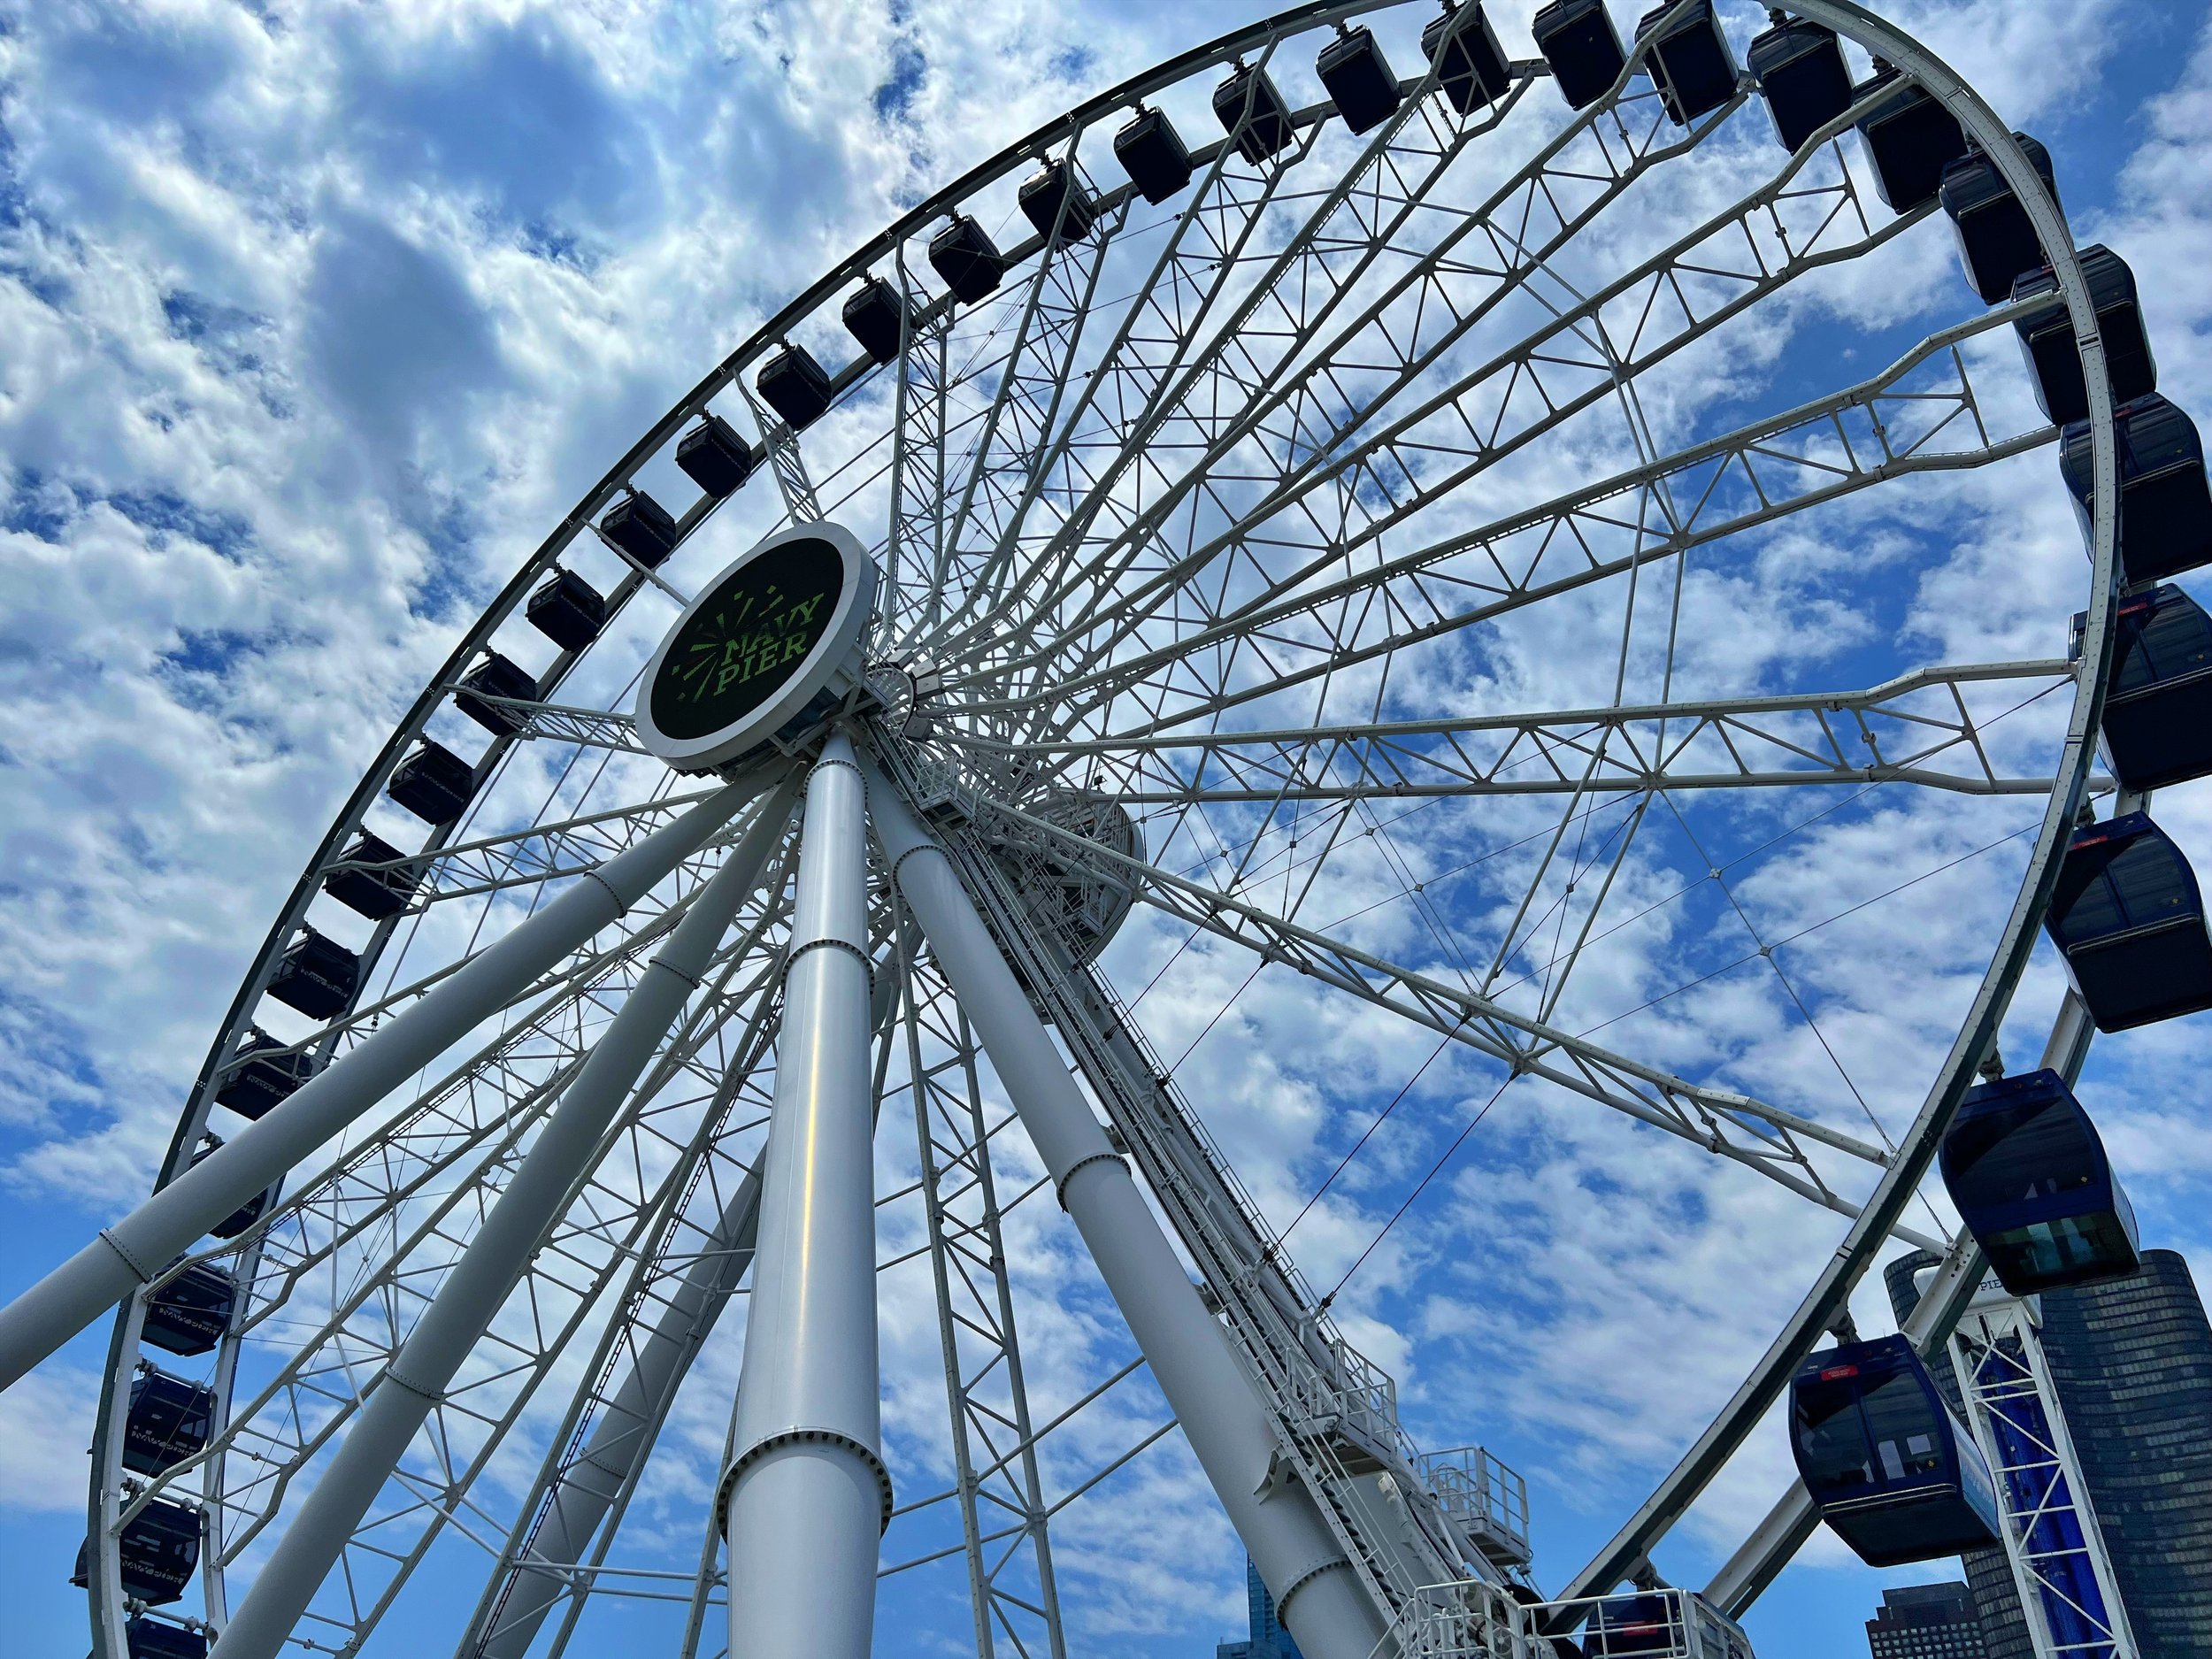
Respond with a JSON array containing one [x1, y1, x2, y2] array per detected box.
[[634, 519, 879, 773]]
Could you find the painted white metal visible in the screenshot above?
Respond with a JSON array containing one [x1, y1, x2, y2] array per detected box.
[[204, 778, 799, 1659], [0, 777, 759, 1397], [864, 756, 1387, 1659], [720, 733, 887, 1659]]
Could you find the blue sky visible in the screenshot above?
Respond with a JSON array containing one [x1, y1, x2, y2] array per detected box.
[[5, 2, 2212, 1656]]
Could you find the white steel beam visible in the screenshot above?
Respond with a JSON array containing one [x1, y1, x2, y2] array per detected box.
[[204, 778, 800, 1659], [0, 776, 764, 1397], [864, 752, 1388, 1659], [720, 733, 887, 1659]]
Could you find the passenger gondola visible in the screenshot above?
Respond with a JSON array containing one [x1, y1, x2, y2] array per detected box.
[[189, 1139, 278, 1240], [1940, 1069, 2140, 1294], [1532, 0, 1626, 111], [72, 1499, 203, 1606], [1635, 1, 1737, 127], [107, 1616, 211, 1659], [1423, 2, 1513, 117], [2011, 245, 2157, 427], [123, 1368, 217, 1477], [322, 831, 419, 922], [211, 1027, 315, 1119], [2044, 812, 2212, 1033], [525, 567, 606, 653], [2058, 394, 2212, 588], [265, 927, 360, 1021], [675, 411, 756, 496], [1938, 133, 2059, 304], [755, 342, 833, 431], [1790, 1335, 2003, 1565], [1747, 14, 1851, 155], [2078, 585, 2212, 792], [142, 1263, 237, 1358]]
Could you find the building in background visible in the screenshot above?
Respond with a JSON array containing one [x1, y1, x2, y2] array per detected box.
[[1864, 1582, 1987, 1658], [1887, 1247, 2212, 1656], [1216, 1556, 1302, 1659]]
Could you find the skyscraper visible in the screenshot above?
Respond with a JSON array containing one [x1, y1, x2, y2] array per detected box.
[[1886, 1247, 2212, 1656], [1216, 1556, 1303, 1659], [1864, 1582, 1988, 1658]]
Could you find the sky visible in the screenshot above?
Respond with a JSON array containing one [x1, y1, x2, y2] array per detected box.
[[6, 2, 2212, 1657]]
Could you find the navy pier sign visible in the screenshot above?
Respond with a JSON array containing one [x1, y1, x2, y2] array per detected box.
[[636, 521, 878, 771]]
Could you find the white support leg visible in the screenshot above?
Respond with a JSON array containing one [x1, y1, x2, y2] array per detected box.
[[722, 733, 887, 1659], [204, 780, 801, 1659], [0, 778, 766, 1397], [864, 761, 1386, 1659]]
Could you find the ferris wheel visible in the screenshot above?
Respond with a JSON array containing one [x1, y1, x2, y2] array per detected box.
[[9, 1, 2208, 1655]]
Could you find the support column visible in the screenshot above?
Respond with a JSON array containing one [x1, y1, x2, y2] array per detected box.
[[205, 780, 799, 1659], [864, 760, 1386, 1659], [0, 779, 764, 1397], [721, 733, 887, 1659]]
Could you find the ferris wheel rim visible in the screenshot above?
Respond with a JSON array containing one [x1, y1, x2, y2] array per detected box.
[[74, 2, 2131, 1654]]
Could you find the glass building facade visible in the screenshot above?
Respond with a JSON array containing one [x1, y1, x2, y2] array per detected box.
[[1216, 1556, 1303, 1659], [1886, 1247, 2212, 1656], [1865, 1582, 1989, 1658]]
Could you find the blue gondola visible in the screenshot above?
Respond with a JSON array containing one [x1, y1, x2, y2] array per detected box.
[[211, 1026, 315, 1119], [71, 1499, 203, 1606], [1791, 1335, 2003, 1566], [123, 1368, 216, 1478], [2012, 245, 2157, 428], [1747, 15, 1852, 155], [2077, 585, 2212, 792], [142, 1263, 237, 1358], [2059, 394, 2212, 588], [1941, 1070, 2140, 1295], [2045, 812, 2212, 1033]]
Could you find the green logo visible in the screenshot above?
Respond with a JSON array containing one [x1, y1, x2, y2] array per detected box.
[[649, 536, 844, 741]]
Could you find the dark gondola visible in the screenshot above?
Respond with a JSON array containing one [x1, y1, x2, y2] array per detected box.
[[598, 489, 680, 568], [123, 1368, 217, 1478], [109, 1617, 211, 1659], [1855, 61, 1968, 212], [1317, 26, 1403, 137], [2059, 394, 2212, 588], [1214, 62, 1295, 162], [142, 1263, 238, 1357], [72, 1499, 203, 1606], [1747, 15, 1851, 154], [1018, 159, 1098, 243], [1532, 0, 1626, 111], [1634, 1, 1737, 127], [1938, 133, 2059, 304], [841, 277, 913, 367], [211, 1027, 315, 1120], [2044, 812, 2212, 1033], [526, 568, 606, 653], [929, 215, 1005, 304], [189, 1139, 278, 1240], [1114, 105, 1193, 204], [2078, 585, 2212, 792], [1941, 1070, 2140, 1295], [2011, 245, 2157, 428], [265, 928, 359, 1021], [1791, 1335, 2003, 1566], [675, 411, 756, 497], [756, 342, 833, 432], [1423, 2, 1512, 116], [322, 830, 419, 922], [388, 738, 475, 826], [455, 651, 538, 737]]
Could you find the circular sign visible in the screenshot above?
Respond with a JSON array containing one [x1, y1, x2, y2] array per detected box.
[[634, 521, 878, 771]]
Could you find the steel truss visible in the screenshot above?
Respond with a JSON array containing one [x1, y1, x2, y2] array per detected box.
[[21, 4, 2134, 1659]]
